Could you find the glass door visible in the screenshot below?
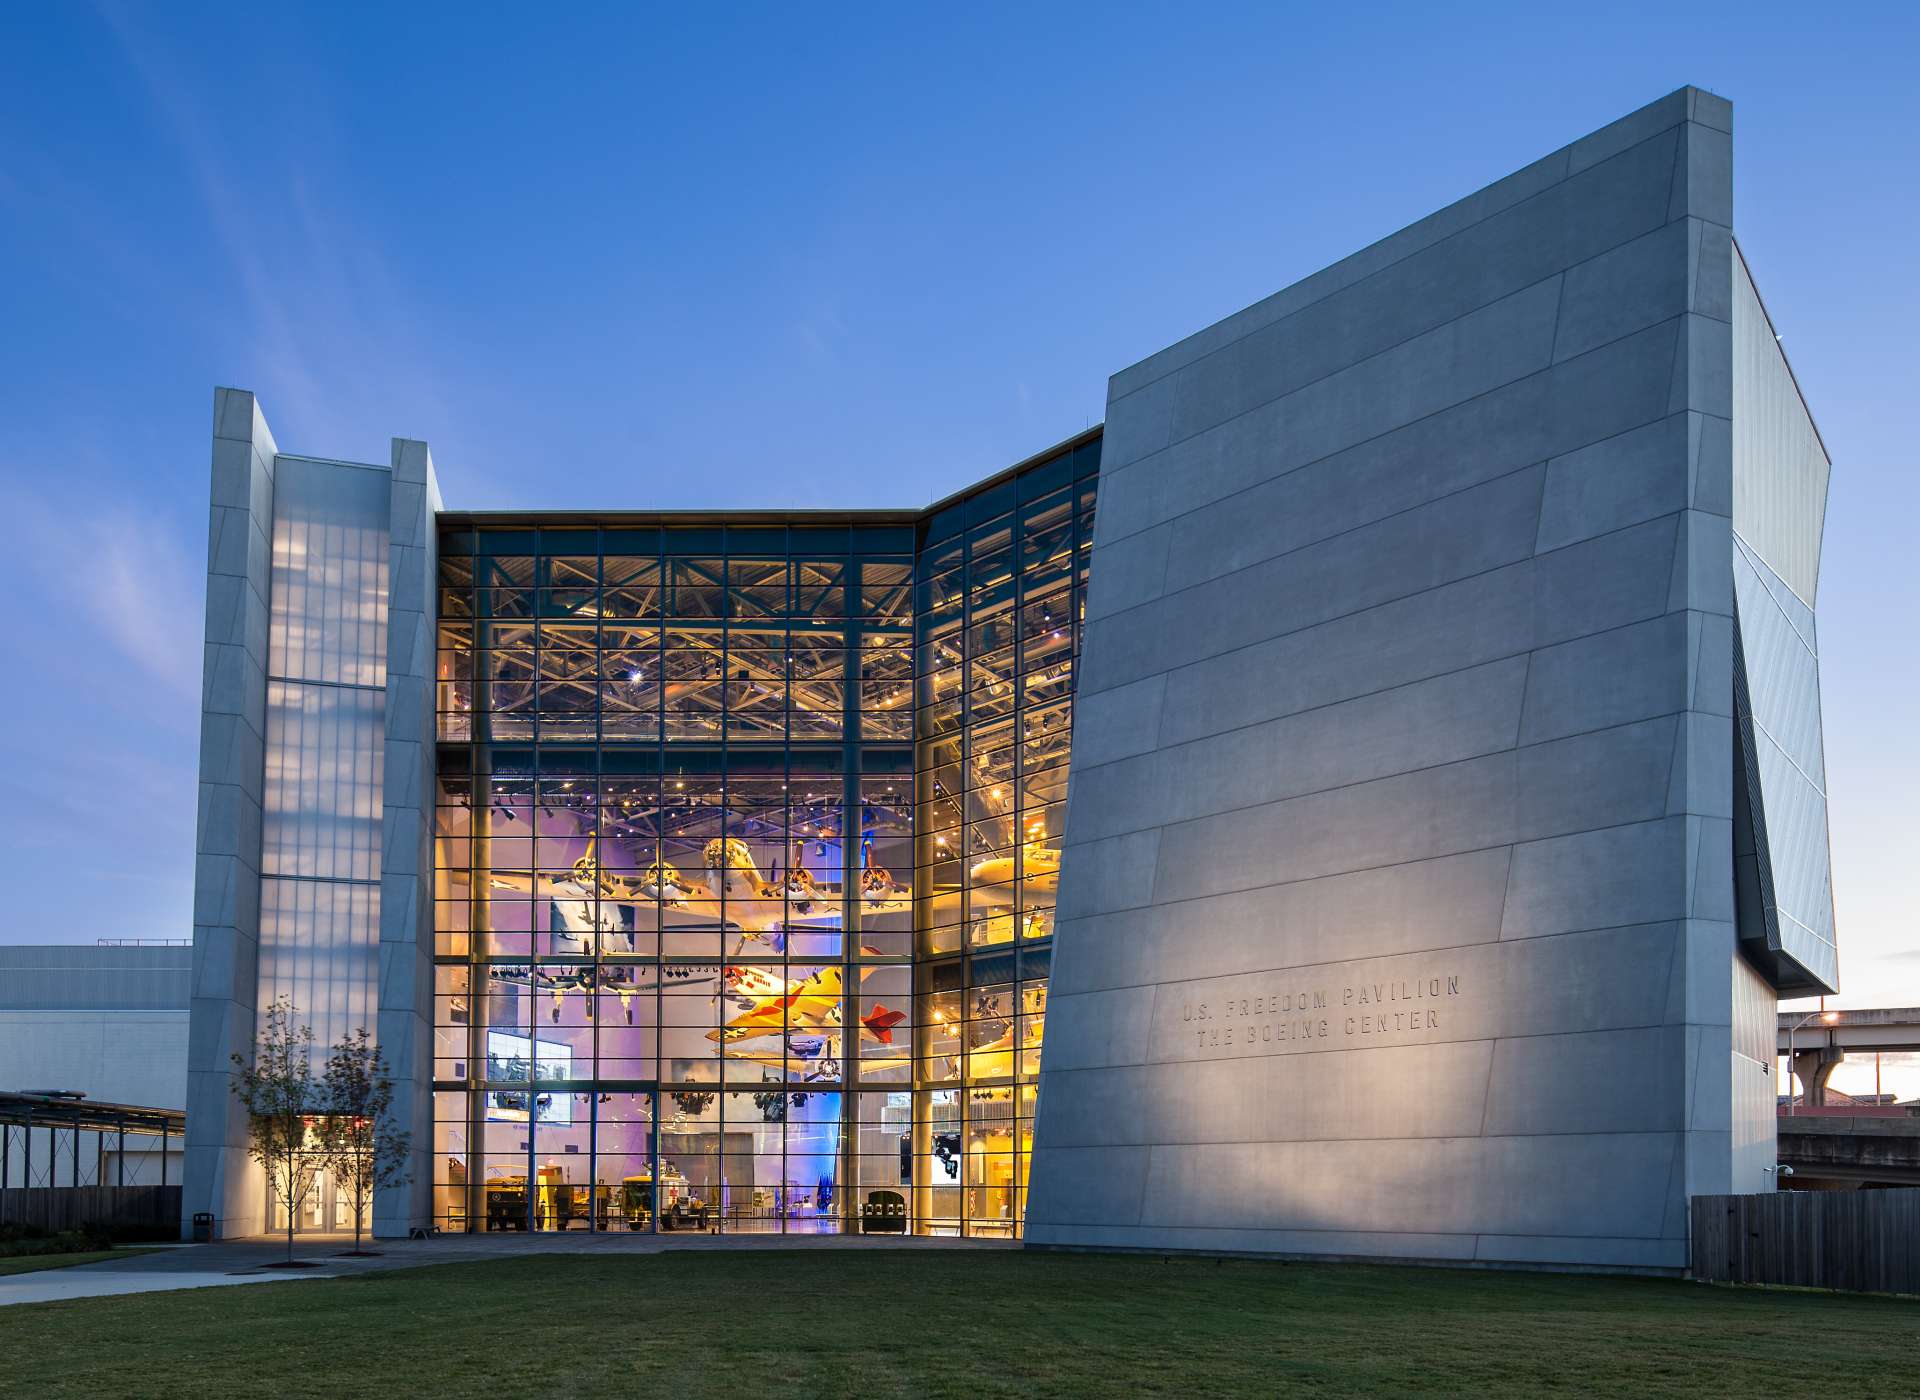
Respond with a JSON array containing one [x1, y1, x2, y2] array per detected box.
[[269, 1163, 353, 1234]]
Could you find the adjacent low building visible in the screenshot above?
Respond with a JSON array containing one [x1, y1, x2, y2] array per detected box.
[[0, 944, 189, 1188], [185, 87, 1837, 1271]]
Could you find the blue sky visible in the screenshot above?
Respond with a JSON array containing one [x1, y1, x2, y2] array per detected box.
[[1, 6, 1914, 1057]]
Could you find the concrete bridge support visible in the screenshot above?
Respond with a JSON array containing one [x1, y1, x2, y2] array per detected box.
[[1790, 1046, 1844, 1108]]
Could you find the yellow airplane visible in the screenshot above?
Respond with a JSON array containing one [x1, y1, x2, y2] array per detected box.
[[707, 964, 848, 1043], [707, 962, 906, 1049], [968, 838, 1061, 893], [928, 988, 1045, 1079]]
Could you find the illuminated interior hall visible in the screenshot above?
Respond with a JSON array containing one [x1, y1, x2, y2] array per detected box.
[[428, 439, 1096, 1236]]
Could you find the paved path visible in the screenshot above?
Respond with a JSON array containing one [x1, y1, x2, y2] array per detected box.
[[0, 1231, 1007, 1308]]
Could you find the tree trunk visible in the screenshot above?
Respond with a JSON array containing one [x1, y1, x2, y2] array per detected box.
[[284, 1148, 298, 1263]]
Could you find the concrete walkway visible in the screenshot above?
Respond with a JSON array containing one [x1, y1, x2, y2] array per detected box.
[[0, 1231, 1008, 1308]]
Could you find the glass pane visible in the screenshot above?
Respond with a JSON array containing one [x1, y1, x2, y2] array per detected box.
[[594, 1094, 655, 1231]]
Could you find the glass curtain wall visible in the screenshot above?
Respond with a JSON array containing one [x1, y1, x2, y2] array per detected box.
[[432, 523, 917, 1232], [912, 440, 1098, 1236], [431, 432, 1097, 1237]]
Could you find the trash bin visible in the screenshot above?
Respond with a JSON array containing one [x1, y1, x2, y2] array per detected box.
[[192, 1212, 215, 1243]]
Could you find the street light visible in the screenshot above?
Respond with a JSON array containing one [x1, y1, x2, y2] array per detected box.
[[1784, 1009, 1841, 1115]]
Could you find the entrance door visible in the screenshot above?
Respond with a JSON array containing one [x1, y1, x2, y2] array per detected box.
[[269, 1164, 354, 1234]]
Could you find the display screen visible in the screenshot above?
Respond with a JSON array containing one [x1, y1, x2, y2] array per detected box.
[[483, 1031, 574, 1124]]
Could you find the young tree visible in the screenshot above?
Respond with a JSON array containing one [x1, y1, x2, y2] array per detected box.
[[230, 997, 324, 1265], [319, 1028, 412, 1255]]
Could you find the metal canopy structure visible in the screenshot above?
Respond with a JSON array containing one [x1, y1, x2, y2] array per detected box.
[[0, 1091, 186, 1191]]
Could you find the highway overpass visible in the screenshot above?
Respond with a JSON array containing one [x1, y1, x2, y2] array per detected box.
[[1777, 1115, 1920, 1188], [1777, 1008, 1920, 1108]]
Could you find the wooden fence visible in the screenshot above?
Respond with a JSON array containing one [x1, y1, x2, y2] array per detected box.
[[1691, 1189, 1920, 1293], [0, 1185, 181, 1235]]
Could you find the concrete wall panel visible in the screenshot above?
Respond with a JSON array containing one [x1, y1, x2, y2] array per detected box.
[[375, 439, 439, 1237], [1033, 89, 1756, 1270], [184, 388, 277, 1240], [1048, 848, 1513, 997]]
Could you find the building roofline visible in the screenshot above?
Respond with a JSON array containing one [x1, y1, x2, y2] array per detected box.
[[435, 507, 924, 528], [917, 423, 1103, 520], [274, 452, 390, 474]]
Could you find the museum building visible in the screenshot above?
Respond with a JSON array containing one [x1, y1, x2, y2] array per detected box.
[[186, 88, 1838, 1270]]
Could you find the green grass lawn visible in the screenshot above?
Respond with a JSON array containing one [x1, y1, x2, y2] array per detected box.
[[0, 1248, 164, 1278], [1, 1250, 1913, 1397]]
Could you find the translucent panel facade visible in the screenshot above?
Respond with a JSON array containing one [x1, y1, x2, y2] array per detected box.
[[1733, 538, 1837, 989], [1732, 253, 1830, 607], [431, 436, 1097, 1234], [1730, 245, 1838, 994], [261, 682, 384, 881], [256, 458, 390, 1060], [257, 879, 380, 1056], [266, 460, 392, 687]]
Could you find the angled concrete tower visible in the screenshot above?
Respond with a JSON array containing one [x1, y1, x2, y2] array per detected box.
[[184, 389, 441, 1239], [1028, 89, 1834, 1270]]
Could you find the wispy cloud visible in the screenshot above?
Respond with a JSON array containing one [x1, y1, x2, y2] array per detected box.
[[94, 2, 334, 426], [0, 470, 202, 939], [91, 2, 460, 460], [85, 510, 204, 702], [0, 480, 203, 706]]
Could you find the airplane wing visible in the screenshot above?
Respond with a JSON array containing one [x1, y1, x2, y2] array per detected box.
[[708, 994, 796, 1042]]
